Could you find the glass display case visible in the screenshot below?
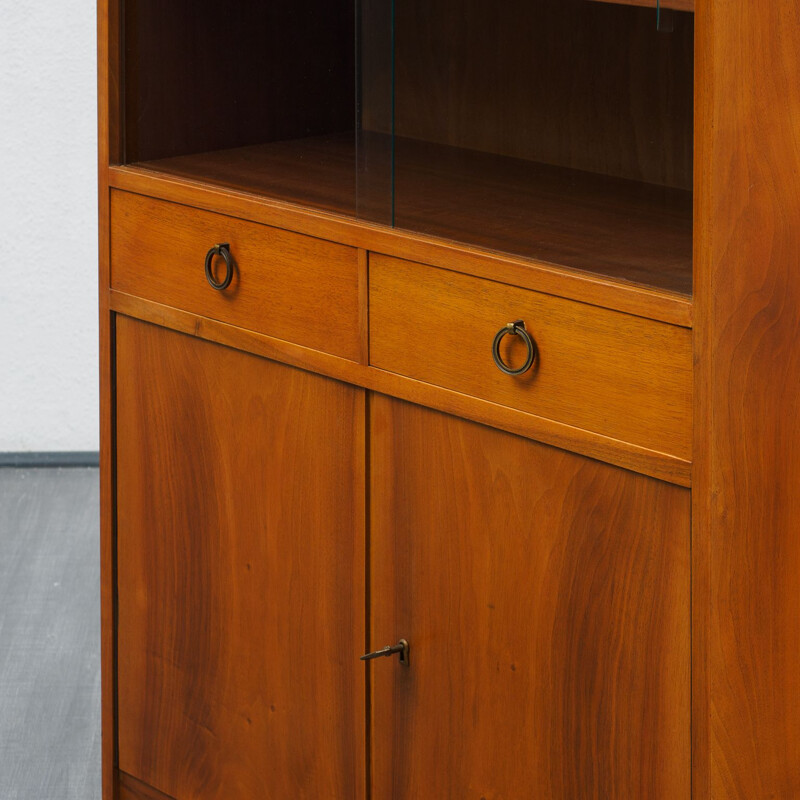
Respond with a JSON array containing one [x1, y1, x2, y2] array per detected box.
[[122, 0, 693, 294]]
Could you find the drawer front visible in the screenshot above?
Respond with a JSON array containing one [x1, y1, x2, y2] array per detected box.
[[369, 255, 692, 460], [111, 190, 361, 361]]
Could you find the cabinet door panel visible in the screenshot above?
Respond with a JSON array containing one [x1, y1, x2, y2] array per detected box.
[[370, 395, 690, 799], [115, 317, 365, 800]]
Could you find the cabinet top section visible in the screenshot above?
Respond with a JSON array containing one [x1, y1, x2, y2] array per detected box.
[[106, 0, 695, 311]]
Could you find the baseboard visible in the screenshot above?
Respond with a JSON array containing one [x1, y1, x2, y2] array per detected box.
[[0, 451, 100, 468]]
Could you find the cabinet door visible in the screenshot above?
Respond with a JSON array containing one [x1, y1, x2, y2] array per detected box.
[[370, 395, 690, 799], [115, 317, 365, 800]]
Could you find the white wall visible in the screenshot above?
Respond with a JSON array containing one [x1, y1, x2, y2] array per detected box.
[[0, 1, 98, 452]]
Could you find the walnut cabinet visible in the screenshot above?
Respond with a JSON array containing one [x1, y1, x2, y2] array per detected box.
[[99, 0, 800, 797]]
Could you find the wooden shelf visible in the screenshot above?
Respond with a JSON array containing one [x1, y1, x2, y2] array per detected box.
[[587, 0, 694, 11], [133, 133, 692, 298]]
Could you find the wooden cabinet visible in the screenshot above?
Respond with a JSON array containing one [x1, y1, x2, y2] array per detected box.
[[114, 318, 366, 799], [98, 1, 800, 797]]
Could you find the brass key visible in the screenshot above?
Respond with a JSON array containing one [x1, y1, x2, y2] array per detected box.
[[360, 639, 409, 667]]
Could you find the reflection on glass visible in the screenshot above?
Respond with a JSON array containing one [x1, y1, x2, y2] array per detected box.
[[356, 0, 395, 225], [389, 0, 693, 293]]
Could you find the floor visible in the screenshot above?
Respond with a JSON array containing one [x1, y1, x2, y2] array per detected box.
[[0, 468, 101, 800]]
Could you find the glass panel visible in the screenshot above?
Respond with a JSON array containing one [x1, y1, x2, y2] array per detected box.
[[390, 0, 694, 294], [357, 0, 395, 225]]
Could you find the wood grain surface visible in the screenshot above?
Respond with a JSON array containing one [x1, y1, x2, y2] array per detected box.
[[110, 290, 692, 485], [119, 772, 174, 800], [115, 317, 366, 800], [693, 0, 800, 795], [138, 133, 693, 297], [370, 396, 691, 799], [110, 190, 361, 361], [109, 165, 693, 327], [588, 0, 694, 10], [123, 0, 354, 162], [370, 254, 692, 460]]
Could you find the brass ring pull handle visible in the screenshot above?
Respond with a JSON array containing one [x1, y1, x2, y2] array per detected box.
[[204, 243, 234, 291], [492, 320, 536, 376]]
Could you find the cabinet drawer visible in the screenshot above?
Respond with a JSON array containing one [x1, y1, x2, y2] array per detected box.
[[110, 190, 361, 361], [369, 255, 692, 460]]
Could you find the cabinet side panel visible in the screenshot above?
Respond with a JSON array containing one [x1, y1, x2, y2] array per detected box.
[[115, 318, 366, 800], [99, 0, 122, 797], [696, 0, 800, 796]]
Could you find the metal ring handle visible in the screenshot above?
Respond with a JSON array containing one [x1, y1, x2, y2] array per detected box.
[[492, 320, 536, 376], [204, 243, 234, 291]]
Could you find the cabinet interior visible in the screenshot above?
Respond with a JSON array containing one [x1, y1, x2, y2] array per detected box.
[[122, 0, 694, 296]]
